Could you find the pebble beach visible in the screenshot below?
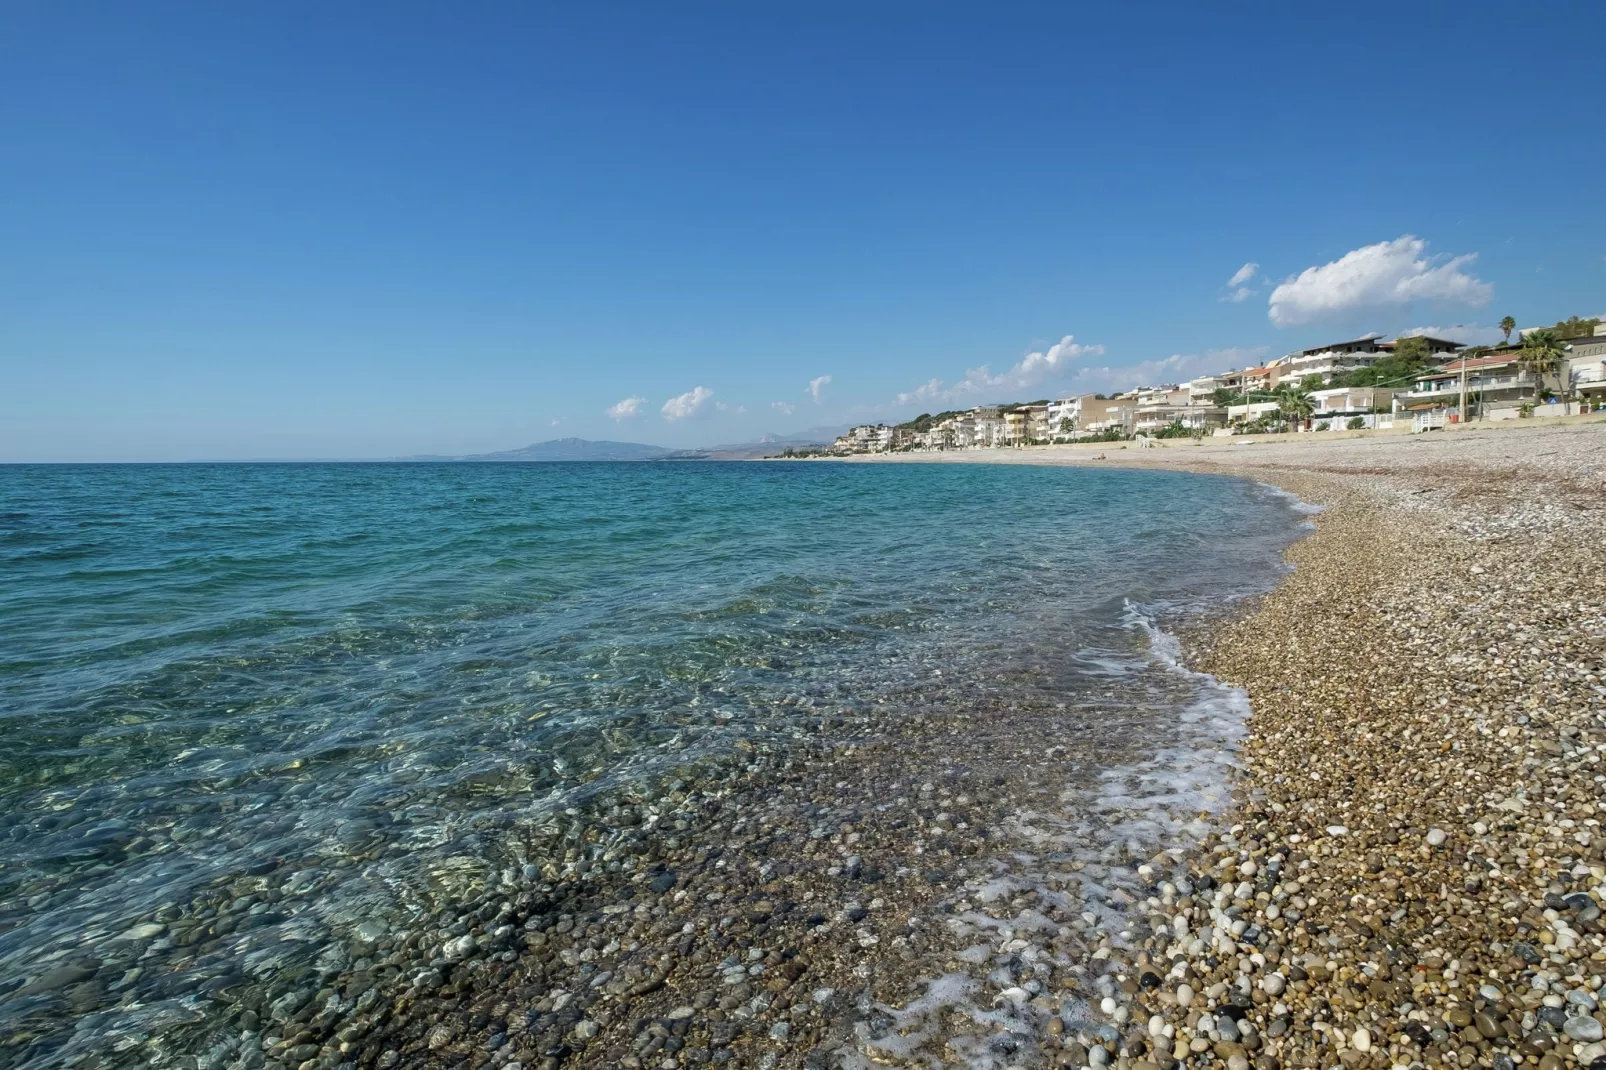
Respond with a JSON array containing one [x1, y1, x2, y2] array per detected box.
[[11, 423, 1606, 1070], [831, 421, 1606, 1070]]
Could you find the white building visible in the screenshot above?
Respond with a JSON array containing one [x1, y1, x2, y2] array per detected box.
[[1046, 397, 1081, 438]]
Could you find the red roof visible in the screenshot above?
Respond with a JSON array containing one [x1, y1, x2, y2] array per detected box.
[[1428, 353, 1523, 374]]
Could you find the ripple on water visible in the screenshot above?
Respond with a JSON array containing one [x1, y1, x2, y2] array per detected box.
[[0, 462, 1310, 1066]]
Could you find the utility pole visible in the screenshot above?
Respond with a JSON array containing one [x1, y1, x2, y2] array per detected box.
[[1458, 355, 1468, 424]]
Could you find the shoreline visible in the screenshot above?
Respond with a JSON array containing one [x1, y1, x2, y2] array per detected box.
[[13, 426, 1604, 1070], [847, 421, 1606, 1070]]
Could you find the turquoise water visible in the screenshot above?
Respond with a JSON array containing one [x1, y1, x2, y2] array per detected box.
[[0, 461, 1305, 1065]]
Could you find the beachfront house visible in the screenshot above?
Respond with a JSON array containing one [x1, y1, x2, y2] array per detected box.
[[1078, 394, 1138, 436], [1569, 330, 1606, 409], [1132, 384, 1228, 435], [1046, 397, 1081, 439], [1027, 404, 1050, 442], [1240, 364, 1283, 394], [1395, 353, 1541, 420], [1309, 386, 1396, 429], [1226, 400, 1282, 425], [972, 410, 1004, 447]]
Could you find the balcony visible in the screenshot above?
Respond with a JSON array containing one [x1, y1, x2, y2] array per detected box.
[[1401, 373, 1536, 400]]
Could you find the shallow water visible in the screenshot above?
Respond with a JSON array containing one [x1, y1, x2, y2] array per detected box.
[[0, 461, 1305, 1066]]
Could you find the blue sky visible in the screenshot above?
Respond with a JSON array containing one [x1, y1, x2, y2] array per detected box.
[[3, 2, 1603, 460]]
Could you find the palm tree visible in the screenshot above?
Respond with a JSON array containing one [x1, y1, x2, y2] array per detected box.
[[1500, 316, 1517, 345], [1519, 328, 1569, 414], [1273, 383, 1315, 431]]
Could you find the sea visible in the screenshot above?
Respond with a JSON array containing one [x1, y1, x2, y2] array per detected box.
[[0, 461, 1311, 1067]]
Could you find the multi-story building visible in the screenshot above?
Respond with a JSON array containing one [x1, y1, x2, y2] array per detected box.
[[1025, 404, 1050, 442], [1395, 354, 1542, 419], [1046, 397, 1081, 438], [1309, 386, 1396, 425], [1077, 393, 1138, 435]]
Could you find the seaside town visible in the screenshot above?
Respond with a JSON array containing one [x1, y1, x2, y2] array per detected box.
[[820, 316, 1606, 454]]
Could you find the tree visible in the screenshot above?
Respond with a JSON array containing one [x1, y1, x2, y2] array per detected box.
[[1392, 336, 1431, 365], [1334, 336, 1438, 389], [1500, 316, 1516, 345], [1273, 383, 1315, 430], [1553, 316, 1602, 339], [1519, 328, 1568, 413]]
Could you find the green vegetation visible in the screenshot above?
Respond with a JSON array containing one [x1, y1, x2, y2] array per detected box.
[[1346, 416, 1366, 430], [897, 410, 967, 432], [1153, 420, 1192, 439], [1329, 337, 1438, 390], [1274, 383, 1315, 429], [1500, 315, 1516, 344], [1520, 329, 1569, 411], [1551, 316, 1601, 339]]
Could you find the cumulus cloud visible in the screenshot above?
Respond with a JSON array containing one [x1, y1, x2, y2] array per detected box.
[[1228, 262, 1259, 287], [894, 379, 945, 406], [1268, 236, 1493, 327], [894, 335, 1105, 406], [1060, 346, 1272, 394], [661, 386, 713, 421], [808, 375, 831, 402], [1400, 324, 1505, 346], [770, 401, 795, 415], [606, 395, 646, 420]]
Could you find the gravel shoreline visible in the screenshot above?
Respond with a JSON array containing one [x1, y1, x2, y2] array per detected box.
[[841, 422, 1606, 1070], [24, 424, 1603, 1070]]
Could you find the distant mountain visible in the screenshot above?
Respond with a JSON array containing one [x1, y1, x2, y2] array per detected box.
[[399, 428, 849, 463], [680, 426, 852, 460], [410, 437, 675, 462]]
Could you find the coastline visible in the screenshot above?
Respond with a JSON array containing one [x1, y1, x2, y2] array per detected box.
[[844, 421, 1606, 1070], [14, 427, 1604, 1070]]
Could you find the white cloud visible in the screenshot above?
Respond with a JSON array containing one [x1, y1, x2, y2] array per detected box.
[[1268, 235, 1493, 327], [606, 395, 646, 420], [1224, 286, 1254, 303], [661, 386, 713, 421], [894, 335, 1104, 407], [1228, 262, 1259, 287], [1058, 346, 1271, 394], [714, 401, 729, 411], [1400, 324, 1505, 346], [770, 401, 795, 415], [894, 379, 945, 406], [808, 375, 831, 402]]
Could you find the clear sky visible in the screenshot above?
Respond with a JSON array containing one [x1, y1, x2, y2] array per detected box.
[[3, 2, 1603, 460]]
